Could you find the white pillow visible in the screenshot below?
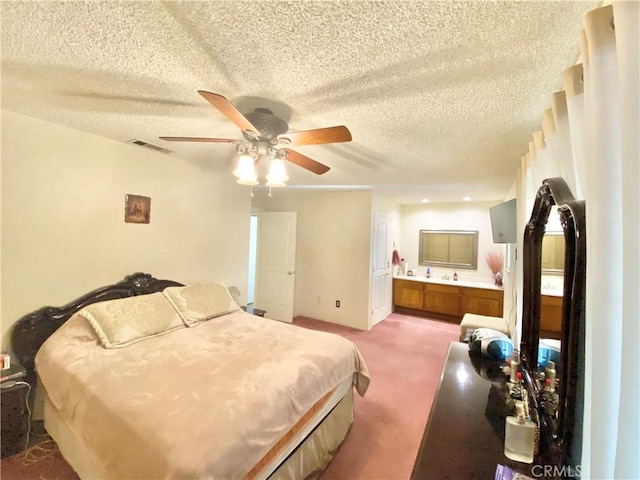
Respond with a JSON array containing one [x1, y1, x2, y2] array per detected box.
[[79, 292, 185, 349], [163, 282, 241, 327]]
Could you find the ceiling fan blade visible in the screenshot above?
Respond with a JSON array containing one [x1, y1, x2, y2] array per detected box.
[[198, 91, 259, 136], [277, 125, 352, 147], [159, 136, 240, 143], [284, 149, 331, 175]]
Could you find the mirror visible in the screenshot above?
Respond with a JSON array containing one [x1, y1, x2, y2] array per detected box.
[[540, 232, 564, 340], [418, 230, 478, 269], [541, 233, 565, 274], [521, 178, 586, 470]]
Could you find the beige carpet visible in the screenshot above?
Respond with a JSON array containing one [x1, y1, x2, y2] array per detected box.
[[295, 313, 459, 479]]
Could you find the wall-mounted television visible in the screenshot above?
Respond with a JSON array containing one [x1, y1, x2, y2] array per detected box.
[[489, 198, 517, 243]]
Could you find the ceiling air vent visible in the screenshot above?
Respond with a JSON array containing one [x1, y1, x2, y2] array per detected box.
[[128, 139, 174, 155]]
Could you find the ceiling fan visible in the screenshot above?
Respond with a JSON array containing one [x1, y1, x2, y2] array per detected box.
[[160, 91, 352, 181]]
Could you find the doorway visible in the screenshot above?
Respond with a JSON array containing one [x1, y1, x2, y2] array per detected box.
[[371, 211, 392, 326], [251, 211, 298, 322], [247, 215, 258, 306]]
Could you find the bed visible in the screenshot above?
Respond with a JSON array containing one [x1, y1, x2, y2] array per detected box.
[[11, 273, 370, 479]]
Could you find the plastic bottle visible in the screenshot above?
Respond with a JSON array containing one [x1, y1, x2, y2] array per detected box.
[[453, 271, 458, 281], [426, 267, 431, 278], [508, 349, 520, 366], [504, 402, 536, 463], [546, 361, 556, 393], [508, 349, 520, 382], [510, 358, 520, 383]]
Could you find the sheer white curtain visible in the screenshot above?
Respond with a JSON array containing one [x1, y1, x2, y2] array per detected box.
[[581, 4, 639, 478], [515, 3, 639, 478], [563, 63, 586, 201], [551, 90, 580, 200], [612, 3, 640, 474]]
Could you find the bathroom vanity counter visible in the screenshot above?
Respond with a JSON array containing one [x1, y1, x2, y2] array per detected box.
[[394, 274, 503, 291], [411, 342, 532, 479], [393, 276, 504, 321]]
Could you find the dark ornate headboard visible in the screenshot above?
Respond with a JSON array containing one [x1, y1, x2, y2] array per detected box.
[[11, 272, 184, 387]]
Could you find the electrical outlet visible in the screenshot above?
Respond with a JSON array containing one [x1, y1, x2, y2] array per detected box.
[[336, 300, 341, 308]]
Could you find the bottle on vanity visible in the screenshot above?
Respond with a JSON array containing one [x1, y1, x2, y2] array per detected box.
[[504, 402, 536, 463], [453, 271, 458, 281], [545, 361, 556, 393]]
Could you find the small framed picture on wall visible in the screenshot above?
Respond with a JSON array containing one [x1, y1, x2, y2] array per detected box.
[[124, 194, 151, 224]]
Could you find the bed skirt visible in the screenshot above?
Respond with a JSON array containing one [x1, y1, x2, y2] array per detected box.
[[44, 387, 355, 480]]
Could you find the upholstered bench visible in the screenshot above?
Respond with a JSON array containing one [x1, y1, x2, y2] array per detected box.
[[459, 313, 510, 342]]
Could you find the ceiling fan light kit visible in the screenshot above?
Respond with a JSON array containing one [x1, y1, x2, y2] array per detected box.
[[265, 159, 289, 187], [233, 143, 289, 187], [160, 91, 352, 187], [232, 153, 259, 186]]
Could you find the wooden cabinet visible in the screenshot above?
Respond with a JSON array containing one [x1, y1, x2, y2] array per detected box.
[[540, 294, 562, 338], [460, 287, 503, 318], [424, 283, 460, 316], [393, 278, 504, 322], [393, 279, 425, 310]]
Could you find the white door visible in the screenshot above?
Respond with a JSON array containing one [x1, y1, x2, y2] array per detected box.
[[254, 212, 297, 322], [371, 212, 391, 326]]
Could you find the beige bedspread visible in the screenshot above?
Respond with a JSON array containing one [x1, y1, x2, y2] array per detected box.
[[35, 311, 369, 479]]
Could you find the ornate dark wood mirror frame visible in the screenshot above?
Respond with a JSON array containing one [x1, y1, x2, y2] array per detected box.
[[521, 178, 586, 469]]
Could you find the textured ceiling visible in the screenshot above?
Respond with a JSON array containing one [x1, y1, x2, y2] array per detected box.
[[1, 1, 598, 203]]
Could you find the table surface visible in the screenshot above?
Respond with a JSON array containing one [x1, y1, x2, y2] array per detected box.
[[411, 342, 532, 479]]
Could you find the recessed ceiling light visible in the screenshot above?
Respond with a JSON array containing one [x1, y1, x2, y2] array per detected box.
[[421, 198, 429, 203], [463, 196, 471, 201]]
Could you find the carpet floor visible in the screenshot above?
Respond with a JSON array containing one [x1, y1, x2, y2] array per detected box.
[[0, 313, 459, 480], [295, 313, 459, 480]]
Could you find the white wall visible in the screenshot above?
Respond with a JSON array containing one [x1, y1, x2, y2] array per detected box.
[[400, 201, 506, 285], [252, 189, 373, 330], [1, 111, 252, 351]]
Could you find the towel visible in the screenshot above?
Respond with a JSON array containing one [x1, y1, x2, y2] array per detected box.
[[392, 249, 401, 265]]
